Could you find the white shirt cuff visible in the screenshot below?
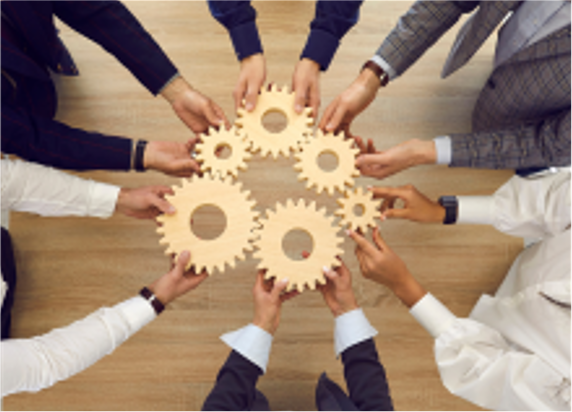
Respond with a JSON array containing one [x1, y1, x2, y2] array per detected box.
[[370, 55, 397, 81], [457, 196, 495, 226], [433, 136, 452, 165], [220, 324, 273, 373], [334, 308, 378, 357], [114, 296, 157, 333], [88, 182, 120, 218], [410, 293, 456, 338]]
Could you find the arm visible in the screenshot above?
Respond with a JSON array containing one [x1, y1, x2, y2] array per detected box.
[[1, 251, 207, 397]]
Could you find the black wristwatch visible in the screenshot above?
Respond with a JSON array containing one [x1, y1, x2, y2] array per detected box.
[[139, 287, 165, 315], [437, 196, 458, 225]]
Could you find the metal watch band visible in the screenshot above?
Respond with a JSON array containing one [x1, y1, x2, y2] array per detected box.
[[438, 196, 458, 225], [139, 287, 165, 315], [361, 60, 389, 87], [134, 140, 148, 172]]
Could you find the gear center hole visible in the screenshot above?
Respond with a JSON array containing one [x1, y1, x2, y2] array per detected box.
[[317, 150, 339, 172], [261, 109, 288, 134], [215, 143, 232, 159], [282, 229, 314, 261], [191, 204, 227, 241], [353, 204, 365, 217]]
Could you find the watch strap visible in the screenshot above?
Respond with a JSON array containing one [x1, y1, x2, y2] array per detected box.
[[361, 60, 389, 87], [438, 196, 458, 225], [134, 140, 148, 172], [139, 286, 165, 315]]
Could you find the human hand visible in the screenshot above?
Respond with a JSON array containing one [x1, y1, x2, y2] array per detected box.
[[356, 139, 437, 180], [148, 250, 208, 305], [370, 185, 445, 223], [319, 69, 380, 136], [348, 228, 426, 308], [161, 76, 230, 133], [144, 138, 201, 177], [318, 257, 358, 317], [234, 53, 266, 112], [252, 270, 299, 335], [116, 186, 175, 219], [292, 58, 321, 117]]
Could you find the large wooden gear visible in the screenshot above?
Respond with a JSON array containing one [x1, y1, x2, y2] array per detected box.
[[156, 173, 259, 274], [253, 199, 344, 292], [335, 187, 380, 231], [195, 126, 251, 178], [236, 84, 314, 158], [294, 130, 360, 195]]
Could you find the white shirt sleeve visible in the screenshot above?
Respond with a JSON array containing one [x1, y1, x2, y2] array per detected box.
[[433, 136, 452, 165], [1, 158, 120, 219], [410, 294, 570, 411], [334, 308, 378, 357], [457, 169, 571, 238], [220, 324, 273, 373], [1, 296, 156, 397]]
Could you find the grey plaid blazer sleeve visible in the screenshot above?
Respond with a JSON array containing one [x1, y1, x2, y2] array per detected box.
[[374, 1, 477, 78], [450, 109, 571, 169]]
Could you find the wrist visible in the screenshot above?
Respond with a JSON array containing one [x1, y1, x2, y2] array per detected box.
[[391, 274, 426, 308], [160, 75, 190, 105], [252, 317, 276, 336], [431, 203, 447, 224], [332, 300, 359, 318], [143, 141, 157, 171], [359, 64, 382, 90], [299, 57, 320, 73], [411, 139, 437, 165]]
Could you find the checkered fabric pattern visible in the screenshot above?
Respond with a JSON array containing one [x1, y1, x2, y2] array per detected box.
[[375, 1, 570, 169]]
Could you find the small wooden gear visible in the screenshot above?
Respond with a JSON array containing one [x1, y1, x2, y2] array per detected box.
[[294, 130, 360, 195], [195, 126, 251, 178], [236, 84, 314, 158], [253, 199, 344, 292], [335, 186, 380, 231], [156, 173, 259, 274]]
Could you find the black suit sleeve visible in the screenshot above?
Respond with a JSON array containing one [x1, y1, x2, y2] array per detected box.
[[202, 350, 263, 411], [341, 339, 394, 411]]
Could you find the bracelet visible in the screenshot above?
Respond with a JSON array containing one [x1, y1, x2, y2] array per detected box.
[[134, 140, 148, 172], [437, 196, 458, 225], [361, 60, 389, 87], [139, 287, 165, 315]]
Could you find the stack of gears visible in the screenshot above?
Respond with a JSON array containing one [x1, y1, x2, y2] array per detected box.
[[156, 84, 381, 292]]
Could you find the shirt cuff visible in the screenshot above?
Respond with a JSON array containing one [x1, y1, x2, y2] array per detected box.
[[334, 308, 378, 357], [457, 196, 495, 226], [370, 55, 397, 81], [114, 296, 157, 333], [433, 136, 452, 165], [220, 324, 273, 373], [229, 22, 263, 61], [87, 182, 120, 218], [409, 293, 456, 338], [301, 29, 340, 71]]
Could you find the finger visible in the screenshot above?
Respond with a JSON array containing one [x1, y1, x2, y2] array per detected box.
[[233, 81, 247, 112], [372, 227, 388, 250], [369, 186, 404, 201], [186, 137, 199, 151], [255, 269, 266, 289], [175, 250, 191, 275], [154, 185, 175, 197], [271, 277, 290, 299], [203, 103, 223, 128], [280, 289, 300, 302], [367, 139, 376, 154], [318, 100, 336, 131], [355, 153, 382, 170], [310, 85, 320, 119], [347, 229, 379, 255], [244, 85, 259, 112], [333, 256, 350, 277], [213, 104, 231, 130], [382, 208, 410, 220], [151, 194, 176, 215], [293, 84, 307, 114], [325, 105, 347, 132], [322, 265, 339, 282], [354, 136, 367, 153]]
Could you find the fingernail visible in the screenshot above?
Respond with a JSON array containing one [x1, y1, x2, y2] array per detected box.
[[366, 185, 372, 191], [246, 103, 253, 111], [280, 278, 289, 284], [345, 229, 351, 236], [168, 206, 176, 214], [322, 265, 330, 274], [295, 104, 302, 113], [326, 123, 332, 130], [181, 250, 190, 259]]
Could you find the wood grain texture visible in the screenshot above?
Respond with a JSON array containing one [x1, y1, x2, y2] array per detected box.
[[4, 1, 522, 411]]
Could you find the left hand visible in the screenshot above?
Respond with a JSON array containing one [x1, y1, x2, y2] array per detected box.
[[291, 58, 321, 117], [161, 76, 230, 133], [318, 257, 358, 317], [116, 186, 175, 219], [144, 138, 201, 177]]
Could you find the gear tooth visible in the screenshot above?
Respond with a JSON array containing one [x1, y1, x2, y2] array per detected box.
[[156, 226, 166, 234], [281, 84, 290, 94], [285, 198, 295, 209], [307, 200, 316, 210], [308, 281, 317, 291], [237, 108, 246, 118], [271, 83, 279, 92], [304, 107, 313, 117]]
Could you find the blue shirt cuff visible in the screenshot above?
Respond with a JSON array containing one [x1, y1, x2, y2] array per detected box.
[[229, 21, 263, 61], [334, 308, 378, 357], [220, 324, 272, 373], [433, 136, 452, 165], [301, 29, 340, 71]]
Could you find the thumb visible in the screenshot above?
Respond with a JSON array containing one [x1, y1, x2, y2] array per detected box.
[[382, 208, 410, 220], [322, 266, 339, 282], [356, 153, 382, 169], [271, 277, 290, 298], [244, 86, 259, 112], [372, 227, 388, 250], [175, 250, 191, 275], [203, 103, 223, 127], [293, 85, 307, 114], [152, 195, 176, 215], [325, 105, 346, 132]]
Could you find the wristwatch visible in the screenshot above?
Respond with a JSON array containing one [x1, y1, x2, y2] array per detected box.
[[139, 287, 165, 315], [437, 196, 458, 225], [361, 60, 389, 87]]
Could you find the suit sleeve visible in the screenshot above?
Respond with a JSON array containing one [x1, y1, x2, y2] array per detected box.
[[341, 339, 394, 411], [53, 0, 178, 95], [374, 1, 477, 78], [202, 350, 263, 411], [1, 104, 132, 171], [450, 109, 571, 169]]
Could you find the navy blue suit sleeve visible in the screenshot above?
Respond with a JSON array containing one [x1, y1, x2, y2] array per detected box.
[[301, 0, 364, 71], [341, 338, 394, 411], [208, 1, 262, 61], [1, 104, 132, 171], [202, 350, 263, 411], [52, 1, 178, 95]]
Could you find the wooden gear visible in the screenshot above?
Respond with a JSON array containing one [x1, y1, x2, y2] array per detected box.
[[335, 186, 380, 231], [236, 84, 314, 158], [253, 199, 344, 292], [195, 126, 251, 178], [156, 173, 259, 274], [294, 130, 360, 195]]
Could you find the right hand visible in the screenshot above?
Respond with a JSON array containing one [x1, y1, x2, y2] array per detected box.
[[234, 53, 266, 112], [148, 251, 208, 306], [318, 68, 380, 136], [318, 258, 358, 317], [252, 270, 299, 335], [144, 138, 201, 177], [371, 185, 445, 223]]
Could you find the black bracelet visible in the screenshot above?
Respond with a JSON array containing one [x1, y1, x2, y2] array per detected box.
[[139, 287, 165, 315], [134, 140, 148, 172], [438, 196, 458, 225]]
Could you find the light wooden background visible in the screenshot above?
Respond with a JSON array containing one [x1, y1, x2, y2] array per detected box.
[[4, 2, 523, 411]]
